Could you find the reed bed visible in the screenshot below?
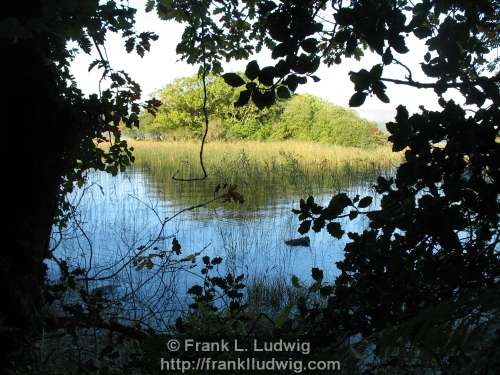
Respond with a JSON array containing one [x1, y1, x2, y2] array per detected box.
[[129, 140, 397, 169], [125, 140, 400, 209]]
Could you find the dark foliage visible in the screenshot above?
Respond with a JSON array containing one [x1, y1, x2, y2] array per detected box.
[[156, 0, 499, 371], [2, 0, 159, 371], [2, 0, 499, 373]]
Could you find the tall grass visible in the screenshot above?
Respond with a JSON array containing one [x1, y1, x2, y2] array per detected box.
[[127, 140, 400, 209], [130, 140, 397, 167]]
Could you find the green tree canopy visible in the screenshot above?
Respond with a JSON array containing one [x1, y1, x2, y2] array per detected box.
[[132, 74, 385, 146], [271, 94, 385, 146], [134, 74, 284, 140]]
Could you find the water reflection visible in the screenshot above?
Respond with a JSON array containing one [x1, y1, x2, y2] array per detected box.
[[50, 166, 385, 326]]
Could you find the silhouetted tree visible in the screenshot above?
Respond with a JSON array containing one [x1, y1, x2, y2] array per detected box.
[[2, 0, 499, 372], [2, 1, 159, 370]]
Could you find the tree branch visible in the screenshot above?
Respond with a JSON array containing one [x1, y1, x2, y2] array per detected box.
[[380, 77, 458, 89]]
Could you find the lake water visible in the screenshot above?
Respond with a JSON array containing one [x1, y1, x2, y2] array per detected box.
[[49, 166, 385, 328]]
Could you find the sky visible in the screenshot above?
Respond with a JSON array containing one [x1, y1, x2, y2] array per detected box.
[[70, 1, 465, 126]]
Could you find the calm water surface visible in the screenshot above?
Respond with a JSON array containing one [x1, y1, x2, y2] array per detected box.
[[50, 166, 384, 325]]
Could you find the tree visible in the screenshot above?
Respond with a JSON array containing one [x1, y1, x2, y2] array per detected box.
[[151, 0, 499, 368], [2, 0, 499, 372], [133, 74, 384, 145], [271, 94, 385, 146], [133, 74, 285, 140], [2, 1, 159, 370]]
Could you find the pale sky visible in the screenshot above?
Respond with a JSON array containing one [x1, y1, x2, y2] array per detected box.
[[70, 1, 465, 125]]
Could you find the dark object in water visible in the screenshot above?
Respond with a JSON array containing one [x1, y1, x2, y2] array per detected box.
[[91, 284, 119, 296], [284, 236, 310, 247]]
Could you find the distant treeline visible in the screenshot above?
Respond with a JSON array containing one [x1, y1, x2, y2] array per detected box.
[[125, 74, 387, 148]]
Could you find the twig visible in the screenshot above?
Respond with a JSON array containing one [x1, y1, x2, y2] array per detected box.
[[173, 22, 209, 181]]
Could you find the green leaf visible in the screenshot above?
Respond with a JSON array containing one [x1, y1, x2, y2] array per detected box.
[[234, 89, 251, 107], [375, 90, 390, 103], [291, 275, 301, 288], [293, 54, 320, 74], [172, 237, 181, 255], [125, 37, 135, 53], [414, 26, 432, 39], [390, 35, 409, 54], [284, 74, 299, 91], [370, 64, 383, 78], [312, 217, 325, 232], [145, 0, 155, 12], [222, 73, 245, 87], [275, 60, 290, 77], [252, 89, 275, 109], [298, 220, 312, 234], [358, 196, 373, 208], [276, 85, 291, 99], [88, 60, 100, 72], [324, 193, 351, 219], [211, 257, 222, 265], [258, 66, 275, 86], [272, 42, 294, 59], [311, 267, 324, 282], [326, 222, 344, 239], [349, 91, 367, 107], [301, 38, 318, 53], [187, 285, 203, 296], [306, 196, 314, 207], [382, 49, 393, 65], [245, 60, 260, 80], [320, 285, 333, 297]]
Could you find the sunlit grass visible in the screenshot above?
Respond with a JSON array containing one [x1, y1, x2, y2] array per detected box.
[[127, 140, 400, 209], [129, 139, 398, 168]]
